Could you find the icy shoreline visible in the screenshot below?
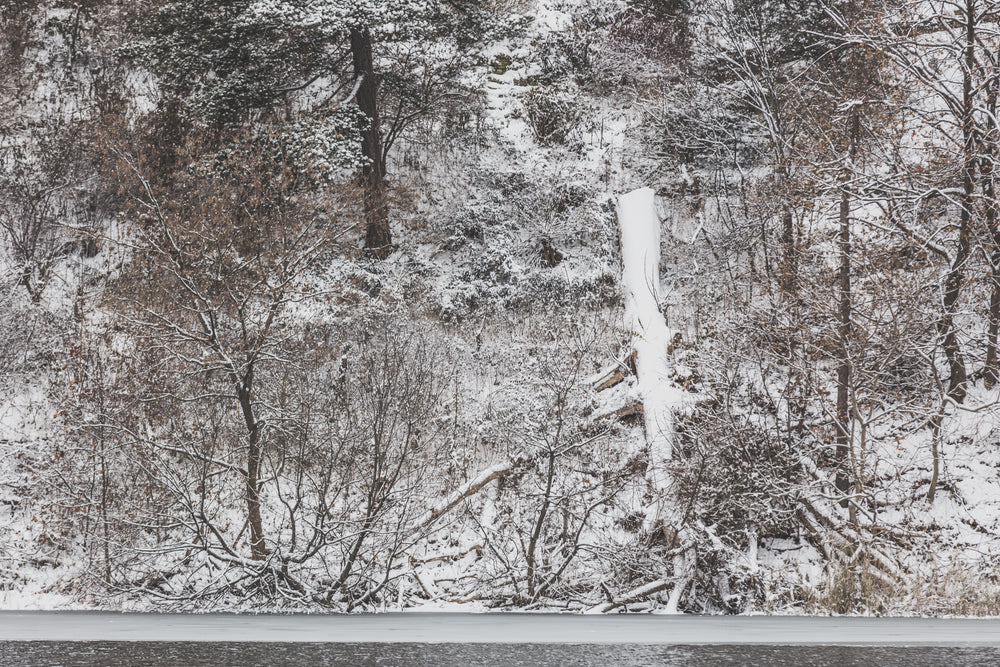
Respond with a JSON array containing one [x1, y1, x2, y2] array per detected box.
[[1, 611, 999, 645]]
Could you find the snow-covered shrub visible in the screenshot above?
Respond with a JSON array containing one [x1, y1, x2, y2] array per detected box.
[[53, 310, 453, 607], [521, 87, 584, 148], [437, 202, 502, 250], [640, 82, 760, 169], [437, 281, 491, 322], [536, 28, 593, 84], [482, 168, 530, 197], [0, 1, 35, 69], [610, 0, 691, 66], [550, 180, 590, 213], [820, 555, 893, 615], [0, 118, 97, 303], [672, 400, 804, 612], [902, 557, 1000, 616], [514, 270, 618, 310], [277, 106, 371, 180], [464, 310, 628, 605], [462, 246, 518, 285]]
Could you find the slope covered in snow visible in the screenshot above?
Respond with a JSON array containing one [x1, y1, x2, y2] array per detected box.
[[1, 0, 999, 616]]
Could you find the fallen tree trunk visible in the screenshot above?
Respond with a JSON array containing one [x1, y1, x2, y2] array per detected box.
[[415, 459, 529, 532], [587, 351, 636, 392], [585, 578, 674, 614], [585, 544, 695, 614], [617, 187, 678, 466]]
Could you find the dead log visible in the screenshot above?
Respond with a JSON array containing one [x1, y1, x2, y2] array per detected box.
[[588, 351, 637, 392], [585, 579, 674, 613], [591, 401, 644, 423]]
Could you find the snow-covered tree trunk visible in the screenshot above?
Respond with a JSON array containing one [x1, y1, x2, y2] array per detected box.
[[617, 188, 684, 517]]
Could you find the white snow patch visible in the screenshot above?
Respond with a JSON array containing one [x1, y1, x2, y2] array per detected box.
[[617, 188, 687, 508]]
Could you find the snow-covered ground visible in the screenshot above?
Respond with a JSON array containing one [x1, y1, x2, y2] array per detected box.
[[2, 0, 1000, 616], [3, 611, 1000, 644]]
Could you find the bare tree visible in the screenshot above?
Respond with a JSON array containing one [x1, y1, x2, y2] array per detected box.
[[455, 312, 636, 606], [108, 131, 346, 562]]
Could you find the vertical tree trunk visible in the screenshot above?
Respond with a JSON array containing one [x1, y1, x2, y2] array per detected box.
[[939, 0, 976, 404], [526, 449, 556, 599], [351, 28, 391, 258], [236, 374, 267, 561], [94, 356, 113, 582], [778, 163, 797, 296], [835, 106, 859, 506], [779, 207, 796, 294], [983, 75, 1000, 387]]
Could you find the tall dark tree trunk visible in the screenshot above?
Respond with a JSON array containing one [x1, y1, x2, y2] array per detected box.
[[236, 370, 267, 561], [351, 28, 391, 258], [940, 0, 976, 404], [835, 106, 860, 506], [983, 75, 1000, 387], [526, 449, 556, 599]]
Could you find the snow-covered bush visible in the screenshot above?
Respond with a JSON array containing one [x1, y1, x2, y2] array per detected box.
[[462, 310, 630, 606], [673, 401, 804, 612], [522, 87, 584, 148]]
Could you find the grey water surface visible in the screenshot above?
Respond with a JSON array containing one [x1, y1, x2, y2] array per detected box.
[[4, 642, 1000, 666], [1, 613, 999, 666]]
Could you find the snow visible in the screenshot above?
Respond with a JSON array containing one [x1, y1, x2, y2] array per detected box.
[[616, 188, 686, 506], [3, 0, 1000, 619], [2, 611, 1000, 644]]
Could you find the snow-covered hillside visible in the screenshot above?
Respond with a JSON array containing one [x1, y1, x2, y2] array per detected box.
[[1, 0, 999, 615]]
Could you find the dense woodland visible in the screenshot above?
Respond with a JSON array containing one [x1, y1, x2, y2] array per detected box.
[[1, 0, 1000, 614]]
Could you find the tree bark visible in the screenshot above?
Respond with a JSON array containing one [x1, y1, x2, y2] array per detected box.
[[351, 28, 391, 258], [984, 73, 1000, 387], [526, 449, 556, 598], [835, 106, 859, 506], [939, 0, 976, 404], [778, 172, 797, 295], [236, 372, 267, 561]]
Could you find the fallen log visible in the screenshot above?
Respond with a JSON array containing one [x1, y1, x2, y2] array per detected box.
[[585, 578, 674, 614], [591, 400, 644, 424], [415, 459, 528, 532], [588, 351, 637, 392], [617, 187, 679, 466]]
